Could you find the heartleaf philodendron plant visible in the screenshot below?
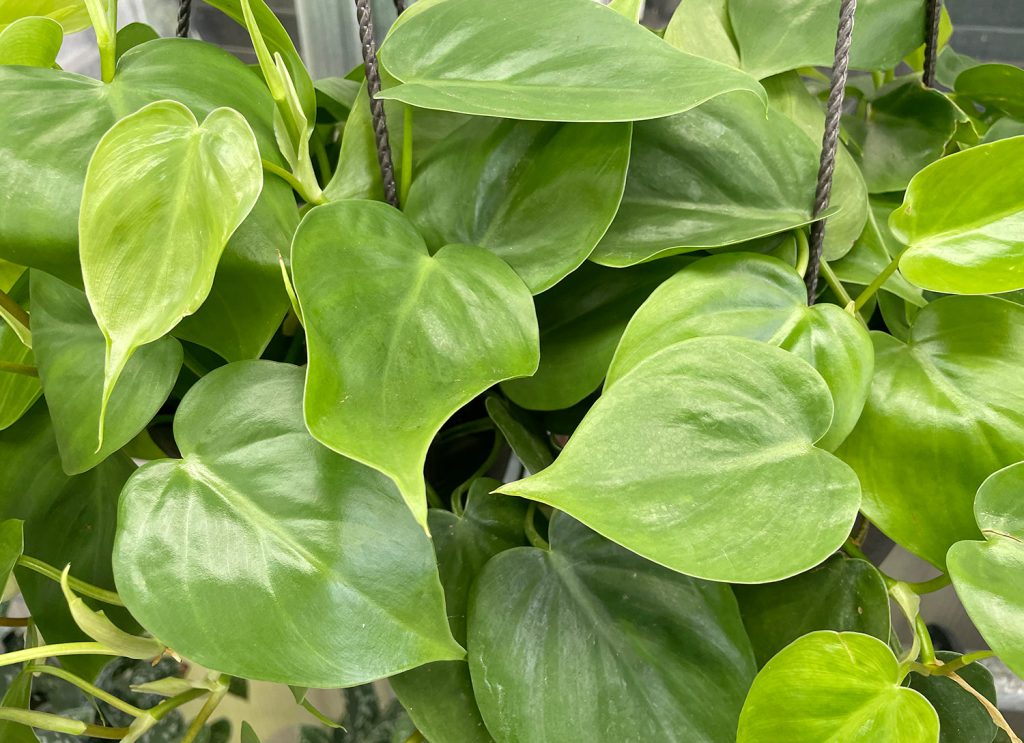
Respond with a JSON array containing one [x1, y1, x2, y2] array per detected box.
[[0, 0, 1023, 740]]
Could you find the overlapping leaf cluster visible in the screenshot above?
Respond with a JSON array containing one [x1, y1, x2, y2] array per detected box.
[[1, 0, 1023, 741]]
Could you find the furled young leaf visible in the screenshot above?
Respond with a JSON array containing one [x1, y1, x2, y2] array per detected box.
[[113, 361, 463, 687], [607, 253, 873, 451], [0, 16, 61, 66], [31, 271, 181, 474], [908, 651, 998, 743], [891, 135, 1024, 295], [663, 0, 739, 67], [0, 400, 137, 681], [377, 0, 765, 122], [955, 63, 1024, 120], [592, 93, 822, 267], [405, 118, 631, 293], [730, 0, 925, 79], [293, 200, 538, 527], [499, 337, 861, 583], [391, 480, 527, 743], [0, 275, 41, 430], [947, 462, 1024, 679], [0, 39, 296, 362], [0, 0, 89, 33], [734, 556, 891, 667], [737, 632, 938, 742], [501, 258, 687, 411], [844, 78, 965, 193], [469, 513, 756, 742], [837, 296, 1024, 567], [484, 397, 554, 475], [79, 100, 261, 437]]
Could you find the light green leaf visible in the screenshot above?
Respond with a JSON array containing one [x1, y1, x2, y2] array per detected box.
[[844, 78, 965, 193], [501, 258, 687, 411], [608, 0, 643, 22], [80, 100, 261, 439], [405, 118, 631, 293], [731, 0, 925, 79], [947, 462, 1024, 679], [764, 72, 868, 261], [0, 0, 89, 33], [0, 40, 297, 362], [293, 200, 538, 527], [734, 555, 891, 667], [468, 513, 756, 742], [113, 361, 463, 687], [391, 480, 526, 743], [31, 270, 181, 474], [607, 253, 873, 451], [114, 22, 158, 60], [0, 274, 41, 430], [892, 135, 1024, 295], [591, 93, 823, 267], [0, 16, 61, 66], [377, 0, 765, 122], [837, 296, 1024, 567], [499, 336, 861, 583], [737, 631, 939, 742], [955, 63, 1024, 120], [663, 0, 739, 67], [908, 651, 998, 743]]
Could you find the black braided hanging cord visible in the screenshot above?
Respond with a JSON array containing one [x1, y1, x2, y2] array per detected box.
[[804, 0, 857, 304], [177, 0, 193, 38], [355, 0, 400, 207], [923, 0, 943, 88]]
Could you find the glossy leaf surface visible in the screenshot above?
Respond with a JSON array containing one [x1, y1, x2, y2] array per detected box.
[[0, 275, 41, 430], [607, 253, 873, 451], [499, 336, 861, 583], [377, 0, 765, 122], [294, 200, 538, 527], [469, 514, 756, 743], [731, 0, 925, 79], [0, 518, 22, 589], [837, 297, 1024, 567], [892, 135, 1024, 295], [31, 271, 181, 474], [0, 0, 89, 32], [737, 631, 939, 742], [592, 93, 821, 267], [0, 16, 61, 66], [908, 652, 998, 743], [663, 0, 739, 67], [502, 259, 686, 411], [80, 100, 261, 427], [113, 361, 463, 687], [947, 462, 1024, 679], [734, 556, 891, 667], [405, 118, 631, 293], [955, 64, 1024, 120]]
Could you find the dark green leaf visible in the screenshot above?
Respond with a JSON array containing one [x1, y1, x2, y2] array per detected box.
[[0, 274, 41, 431], [955, 64, 1024, 120], [485, 397, 554, 475], [908, 652, 998, 743]]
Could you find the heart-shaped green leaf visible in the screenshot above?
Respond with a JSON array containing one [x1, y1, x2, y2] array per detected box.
[[113, 360, 463, 687], [955, 64, 1024, 120], [607, 253, 873, 451], [80, 99, 261, 437], [591, 93, 822, 267], [293, 200, 538, 527], [947, 462, 1024, 679], [731, 0, 925, 79], [0, 39, 296, 362], [0, 275, 41, 431], [734, 555, 891, 667], [377, 0, 764, 122], [737, 631, 939, 742], [0, 16, 62, 67], [663, 0, 739, 67], [837, 296, 1024, 567], [405, 118, 631, 293], [0, 0, 89, 33], [501, 259, 687, 411], [31, 270, 181, 474], [499, 336, 861, 583], [468, 513, 756, 742], [908, 651, 998, 743], [391, 480, 526, 743], [891, 135, 1024, 295], [0, 400, 137, 681]]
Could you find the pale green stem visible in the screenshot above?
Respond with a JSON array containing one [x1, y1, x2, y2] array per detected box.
[[0, 642, 122, 669], [927, 650, 997, 676], [262, 160, 326, 206], [0, 361, 37, 377], [180, 676, 228, 743], [819, 261, 867, 327], [524, 503, 549, 550], [401, 106, 414, 206], [83, 0, 117, 83], [148, 688, 210, 721], [794, 229, 809, 278], [27, 664, 145, 717], [904, 572, 951, 594], [852, 248, 908, 312], [310, 133, 333, 184], [0, 288, 30, 332], [17, 555, 124, 606], [915, 615, 936, 665], [0, 707, 128, 739]]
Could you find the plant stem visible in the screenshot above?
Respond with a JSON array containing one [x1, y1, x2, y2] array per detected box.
[[524, 503, 549, 550], [27, 663, 145, 717], [262, 160, 326, 206], [852, 249, 908, 312], [147, 687, 210, 721], [794, 229, 809, 278], [17, 555, 124, 606], [0, 288, 30, 333], [949, 673, 1023, 742], [401, 106, 414, 206], [904, 572, 951, 594], [0, 361, 37, 377], [310, 132, 333, 185], [819, 261, 863, 324], [404, 731, 425, 743], [914, 615, 936, 665], [0, 642, 122, 669], [0, 707, 129, 739], [180, 676, 228, 743], [927, 650, 997, 676], [0, 617, 29, 627], [436, 418, 494, 445]]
